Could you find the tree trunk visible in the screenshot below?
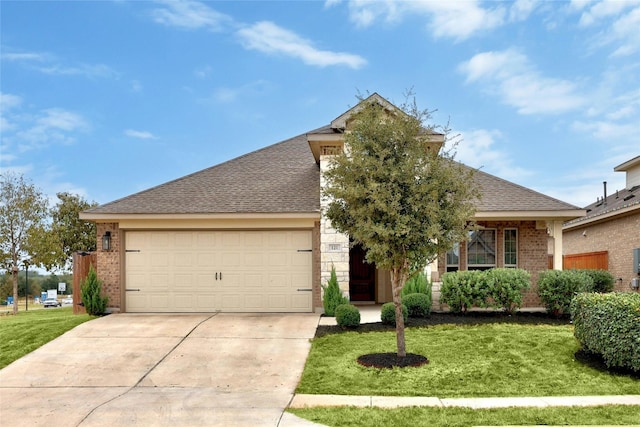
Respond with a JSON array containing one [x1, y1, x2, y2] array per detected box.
[[12, 265, 18, 315], [390, 266, 408, 358]]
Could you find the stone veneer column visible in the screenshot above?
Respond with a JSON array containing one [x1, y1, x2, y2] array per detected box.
[[320, 153, 350, 300]]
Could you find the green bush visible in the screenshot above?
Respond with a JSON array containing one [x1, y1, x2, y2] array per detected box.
[[322, 265, 349, 317], [403, 293, 431, 318], [537, 270, 593, 316], [571, 292, 640, 373], [485, 268, 531, 314], [440, 270, 486, 313], [81, 265, 108, 316], [380, 302, 408, 325], [335, 304, 360, 328], [401, 272, 431, 296], [580, 269, 615, 293]]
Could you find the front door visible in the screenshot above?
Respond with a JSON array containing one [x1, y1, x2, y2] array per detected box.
[[349, 244, 376, 301]]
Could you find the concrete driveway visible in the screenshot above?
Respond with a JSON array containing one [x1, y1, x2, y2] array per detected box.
[[0, 313, 321, 427]]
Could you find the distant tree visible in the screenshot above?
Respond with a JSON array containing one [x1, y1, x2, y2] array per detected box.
[[33, 192, 98, 271], [323, 93, 479, 357], [0, 172, 49, 314]]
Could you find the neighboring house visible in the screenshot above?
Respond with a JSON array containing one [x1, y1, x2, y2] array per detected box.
[[563, 156, 640, 292], [80, 94, 584, 313]]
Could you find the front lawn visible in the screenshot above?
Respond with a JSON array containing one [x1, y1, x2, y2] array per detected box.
[[290, 405, 640, 427], [297, 322, 640, 397], [0, 307, 92, 369]]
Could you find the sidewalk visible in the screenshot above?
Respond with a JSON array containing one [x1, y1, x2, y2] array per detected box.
[[290, 393, 640, 409]]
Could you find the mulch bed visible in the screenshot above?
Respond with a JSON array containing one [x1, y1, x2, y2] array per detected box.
[[316, 311, 571, 338], [357, 352, 429, 369]]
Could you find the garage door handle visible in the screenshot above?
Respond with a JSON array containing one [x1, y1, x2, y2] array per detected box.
[[297, 288, 312, 292], [126, 289, 140, 292]]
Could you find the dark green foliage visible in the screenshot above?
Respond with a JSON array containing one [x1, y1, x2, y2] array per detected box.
[[335, 304, 360, 328], [381, 302, 408, 325], [537, 270, 593, 316], [440, 270, 485, 313], [322, 265, 349, 317], [571, 292, 640, 373], [579, 269, 615, 293], [441, 269, 531, 314], [401, 272, 432, 296], [402, 293, 431, 318], [484, 268, 531, 314], [81, 265, 108, 316]]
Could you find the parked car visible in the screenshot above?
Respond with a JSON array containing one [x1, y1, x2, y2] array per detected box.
[[43, 298, 61, 308], [62, 297, 73, 305]]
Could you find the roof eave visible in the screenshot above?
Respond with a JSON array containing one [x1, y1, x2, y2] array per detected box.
[[563, 203, 640, 230], [474, 209, 586, 221], [80, 211, 322, 222]]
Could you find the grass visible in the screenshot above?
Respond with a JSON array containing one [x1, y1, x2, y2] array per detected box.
[[0, 306, 93, 369], [297, 323, 640, 397], [289, 405, 640, 427]]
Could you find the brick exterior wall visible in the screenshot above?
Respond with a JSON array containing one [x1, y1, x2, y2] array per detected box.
[[436, 220, 548, 308], [564, 210, 640, 292], [95, 222, 121, 312]]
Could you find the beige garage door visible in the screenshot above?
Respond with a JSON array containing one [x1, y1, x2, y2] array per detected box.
[[125, 230, 313, 313]]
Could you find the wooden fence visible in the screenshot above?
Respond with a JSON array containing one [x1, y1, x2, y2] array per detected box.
[[563, 251, 608, 271], [72, 251, 96, 314]]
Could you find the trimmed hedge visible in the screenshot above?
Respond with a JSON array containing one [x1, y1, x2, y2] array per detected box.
[[402, 293, 431, 318], [335, 304, 360, 328], [381, 302, 408, 325], [440, 270, 485, 313], [581, 269, 615, 293], [440, 269, 530, 313], [571, 292, 640, 373], [537, 270, 593, 316]]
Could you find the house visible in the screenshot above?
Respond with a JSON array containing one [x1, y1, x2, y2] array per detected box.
[[563, 156, 640, 292], [80, 94, 584, 313]]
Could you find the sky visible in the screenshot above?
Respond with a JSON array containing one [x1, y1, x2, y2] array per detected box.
[[1, 0, 639, 210]]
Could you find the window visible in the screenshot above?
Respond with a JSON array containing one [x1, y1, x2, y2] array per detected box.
[[467, 229, 496, 270], [446, 242, 459, 272], [504, 228, 517, 268]]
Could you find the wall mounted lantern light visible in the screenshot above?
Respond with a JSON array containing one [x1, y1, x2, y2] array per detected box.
[[102, 231, 111, 251]]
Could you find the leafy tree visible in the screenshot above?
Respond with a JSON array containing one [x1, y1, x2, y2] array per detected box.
[[33, 192, 98, 271], [0, 172, 49, 314], [323, 94, 478, 357]]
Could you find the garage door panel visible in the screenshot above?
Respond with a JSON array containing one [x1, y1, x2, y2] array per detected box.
[[125, 230, 312, 313]]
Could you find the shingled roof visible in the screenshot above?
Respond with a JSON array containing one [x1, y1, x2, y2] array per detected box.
[[471, 167, 580, 213], [84, 133, 321, 215], [85, 126, 581, 218]]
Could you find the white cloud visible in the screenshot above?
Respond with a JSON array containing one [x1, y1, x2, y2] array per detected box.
[[454, 128, 533, 181], [236, 21, 367, 69], [1, 93, 22, 112], [6, 107, 89, 151], [124, 129, 157, 140], [2, 49, 120, 79], [329, 0, 507, 41], [458, 49, 586, 115], [577, 0, 637, 26], [151, 0, 232, 31], [509, 0, 539, 21]]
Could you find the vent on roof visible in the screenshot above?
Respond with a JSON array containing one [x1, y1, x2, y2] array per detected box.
[[623, 194, 636, 202]]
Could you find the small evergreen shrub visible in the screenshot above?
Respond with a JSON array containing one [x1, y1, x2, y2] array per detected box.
[[335, 304, 360, 328], [485, 268, 531, 314], [580, 269, 615, 293], [81, 265, 108, 316], [322, 265, 349, 316], [537, 270, 593, 316], [571, 292, 640, 373], [401, 272, 431, 296], [380, 302, 408, 325], [402, 293, 431, 318], [440, 270, 485, 313]]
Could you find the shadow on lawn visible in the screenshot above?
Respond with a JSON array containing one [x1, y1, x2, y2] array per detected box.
[[315, 311, 571, 338]]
